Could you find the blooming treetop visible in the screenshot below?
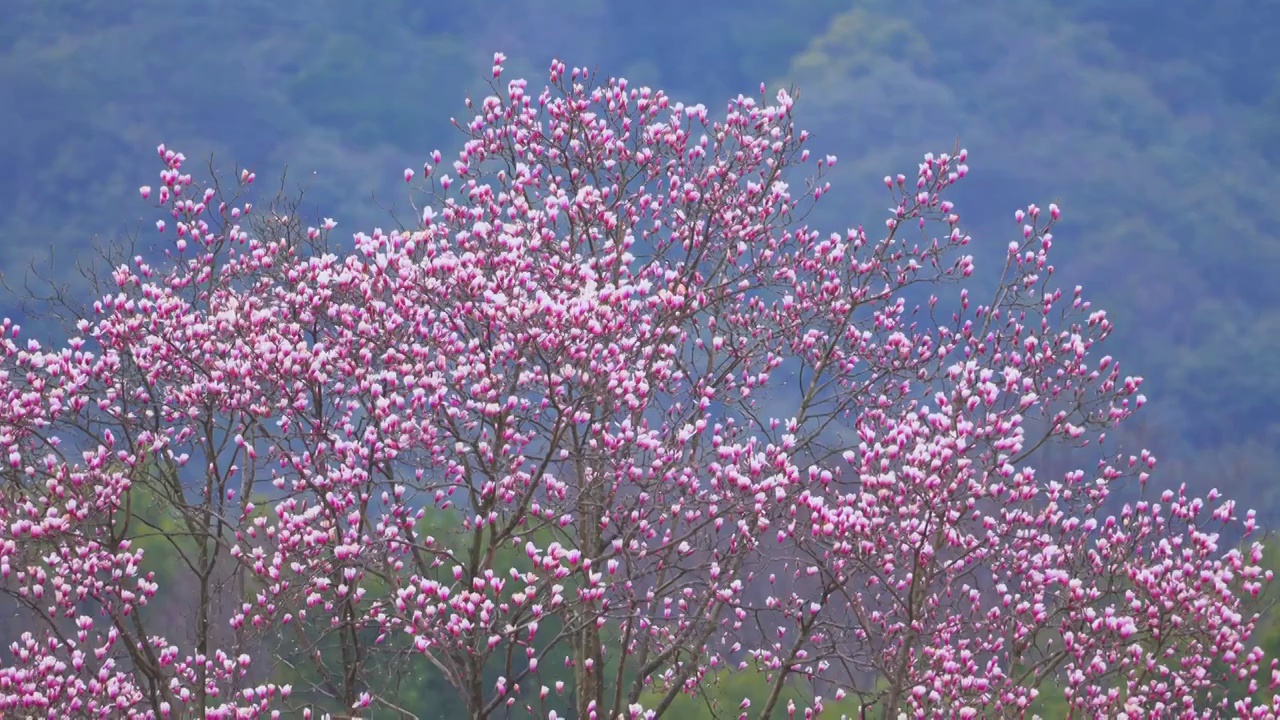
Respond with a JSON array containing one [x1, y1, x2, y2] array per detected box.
[[0, 55, 1275, 719]]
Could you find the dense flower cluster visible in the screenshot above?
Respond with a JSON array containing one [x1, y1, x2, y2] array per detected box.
[[0, 55, 1273, 719]]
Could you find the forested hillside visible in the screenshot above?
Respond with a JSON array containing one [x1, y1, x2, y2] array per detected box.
[[1, 3, 1278, 715]]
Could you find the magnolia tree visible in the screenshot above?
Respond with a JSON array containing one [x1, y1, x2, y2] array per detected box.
[[0, 55, 1275, 719]]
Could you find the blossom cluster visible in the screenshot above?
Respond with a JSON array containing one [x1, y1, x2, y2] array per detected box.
[[0, 55, 1272, 719]]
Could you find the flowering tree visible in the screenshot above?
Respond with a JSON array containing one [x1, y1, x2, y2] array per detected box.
[[0, 55, 1275, 719]]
